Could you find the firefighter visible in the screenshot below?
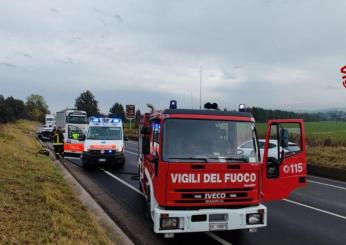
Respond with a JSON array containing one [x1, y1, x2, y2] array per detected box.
[[52, 126, 64, 156], [50, 126, 57, 141]]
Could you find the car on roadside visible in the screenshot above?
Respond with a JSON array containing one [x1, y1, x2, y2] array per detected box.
[[238, 139, 300, 159]]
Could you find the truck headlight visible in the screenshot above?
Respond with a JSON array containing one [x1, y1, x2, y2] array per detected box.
[[160, 218, 179, 230], [246, 213, 263, 225], [84, 147, 89, 152]]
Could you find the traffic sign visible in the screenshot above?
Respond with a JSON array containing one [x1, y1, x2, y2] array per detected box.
[[126, 104, 136, 119]]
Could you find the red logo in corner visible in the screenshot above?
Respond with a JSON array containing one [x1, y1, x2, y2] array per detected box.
[[341, 65, 346, 88]]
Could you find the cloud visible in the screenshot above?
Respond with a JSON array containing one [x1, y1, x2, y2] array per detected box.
[[0, 0, 345, 113], [0, 62, 18, 68]]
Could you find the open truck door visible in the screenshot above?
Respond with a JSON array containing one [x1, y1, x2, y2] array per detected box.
[[261, 119, 307, 202]]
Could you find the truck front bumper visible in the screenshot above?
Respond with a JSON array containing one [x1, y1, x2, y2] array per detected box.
[[153, 204, 267, 234]]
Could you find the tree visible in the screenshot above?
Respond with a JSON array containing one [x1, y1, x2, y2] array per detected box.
[[0, 95, 6, 123], [75, 90, 99, 117], [6, 97, 26, 121], [109, 102, 125, 120], [25, 94, 49, 122]]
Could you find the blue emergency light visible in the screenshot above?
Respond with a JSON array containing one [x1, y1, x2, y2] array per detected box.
[[111, 118, 121, 123], [92, 118, 101, 123]]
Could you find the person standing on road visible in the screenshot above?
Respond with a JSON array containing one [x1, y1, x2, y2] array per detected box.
[[52, 127, 64, 156]]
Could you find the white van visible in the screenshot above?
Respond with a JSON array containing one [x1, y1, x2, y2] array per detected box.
[[81, 117, 125, 168]]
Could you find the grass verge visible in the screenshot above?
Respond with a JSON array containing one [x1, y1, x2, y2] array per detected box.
[[0, 120, 113, 244], [307, 146, 346, 169]]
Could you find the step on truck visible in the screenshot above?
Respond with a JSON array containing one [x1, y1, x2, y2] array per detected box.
[[138, 101, 307, 238]]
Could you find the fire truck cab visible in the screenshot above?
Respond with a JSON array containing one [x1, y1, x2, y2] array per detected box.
[[138, 103, 306, 237]]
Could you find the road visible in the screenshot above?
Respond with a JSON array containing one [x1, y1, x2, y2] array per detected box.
[[56, 141, 346, 245]]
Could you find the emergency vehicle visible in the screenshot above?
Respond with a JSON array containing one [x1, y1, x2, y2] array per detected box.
[[45, 114, 55, 127], [138, 101, 306, 238], [56, 109, 88, 157], [37, 114, 56, 141], [81, 117, 125, 168]]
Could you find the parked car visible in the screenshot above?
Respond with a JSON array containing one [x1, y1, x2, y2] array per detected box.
[[238, 139, 300, 160]]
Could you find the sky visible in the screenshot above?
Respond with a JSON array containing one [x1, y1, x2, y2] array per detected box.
[[0, 0, 345, 114]]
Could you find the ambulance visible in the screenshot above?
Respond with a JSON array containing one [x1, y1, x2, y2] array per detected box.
[[81, 117, 125, 168]]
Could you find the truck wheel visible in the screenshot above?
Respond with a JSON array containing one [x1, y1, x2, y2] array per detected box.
[[146, 188, 152, 221], [138, 167, 143, 191], [82, 161, 89, 169], [118, 158, 125, 168]]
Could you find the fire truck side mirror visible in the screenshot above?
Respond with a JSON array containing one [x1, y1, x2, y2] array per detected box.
[[142, 137, 151, 155], [79, 134, 86, 141], [141, 127, 152, 135], [152, 155, 159, 176], [280, 129, 289, 148]]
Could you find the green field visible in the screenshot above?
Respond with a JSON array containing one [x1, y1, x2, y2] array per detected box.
[[125, 120, 346, 168], [125, 120, 346, 146], [256, 121, 346, 146]]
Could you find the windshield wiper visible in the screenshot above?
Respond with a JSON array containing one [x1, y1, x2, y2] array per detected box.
[[168, 157, 208, 162], [207, 157, 248, 163]]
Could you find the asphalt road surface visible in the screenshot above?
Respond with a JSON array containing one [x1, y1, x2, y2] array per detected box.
[[54, 141, 346, 245]]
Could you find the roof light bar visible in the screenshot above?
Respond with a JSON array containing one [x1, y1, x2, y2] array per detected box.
[[239, 104, 246, 112]]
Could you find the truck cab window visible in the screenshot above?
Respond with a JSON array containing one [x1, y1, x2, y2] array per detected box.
[[280, 123, 302, 156], [152, 121, 161, 156], [68, 125, 84, 139], [162, 119, 258, 163]]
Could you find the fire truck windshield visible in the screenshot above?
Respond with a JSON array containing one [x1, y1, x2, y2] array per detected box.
[[86, 126, 122, 140], [66, 115, 87, 124], [162, 119, 258, 163]]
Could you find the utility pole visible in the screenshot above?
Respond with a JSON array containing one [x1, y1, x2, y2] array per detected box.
[[199, 66, 202, 110]]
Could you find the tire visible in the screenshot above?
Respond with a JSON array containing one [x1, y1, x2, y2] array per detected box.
[[146, 188, 152, 221], [138, 166, 143, 191], [118, 158, 125, 168], [82, 160, 89, 169]]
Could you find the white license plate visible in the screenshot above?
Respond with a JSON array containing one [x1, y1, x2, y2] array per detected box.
[[209, 223, 228, 231], [98, 158, 106, 162]]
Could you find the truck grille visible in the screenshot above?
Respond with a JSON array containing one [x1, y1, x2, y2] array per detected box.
[[171, 188, 256, 204], [89, 150, 115, 155]]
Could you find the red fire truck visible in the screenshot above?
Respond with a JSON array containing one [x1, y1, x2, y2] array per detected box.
[[138, 102, 306, 238]]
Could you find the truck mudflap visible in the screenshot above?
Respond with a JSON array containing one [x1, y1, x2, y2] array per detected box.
[[152, 204, 267, 234]]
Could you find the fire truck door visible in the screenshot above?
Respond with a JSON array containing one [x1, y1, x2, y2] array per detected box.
[[261, 120, 307, 202]]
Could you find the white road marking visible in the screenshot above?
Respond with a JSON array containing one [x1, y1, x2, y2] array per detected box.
[[308, 175, 346, 185], [101, 168, 144, 196], [308, 180, 346, 191], [284, 199, 346, 220], [205, 232, 233, 245], [125, 150, 137, 156], [64, 156, 81, 160], [100, 167, 234, 245]]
